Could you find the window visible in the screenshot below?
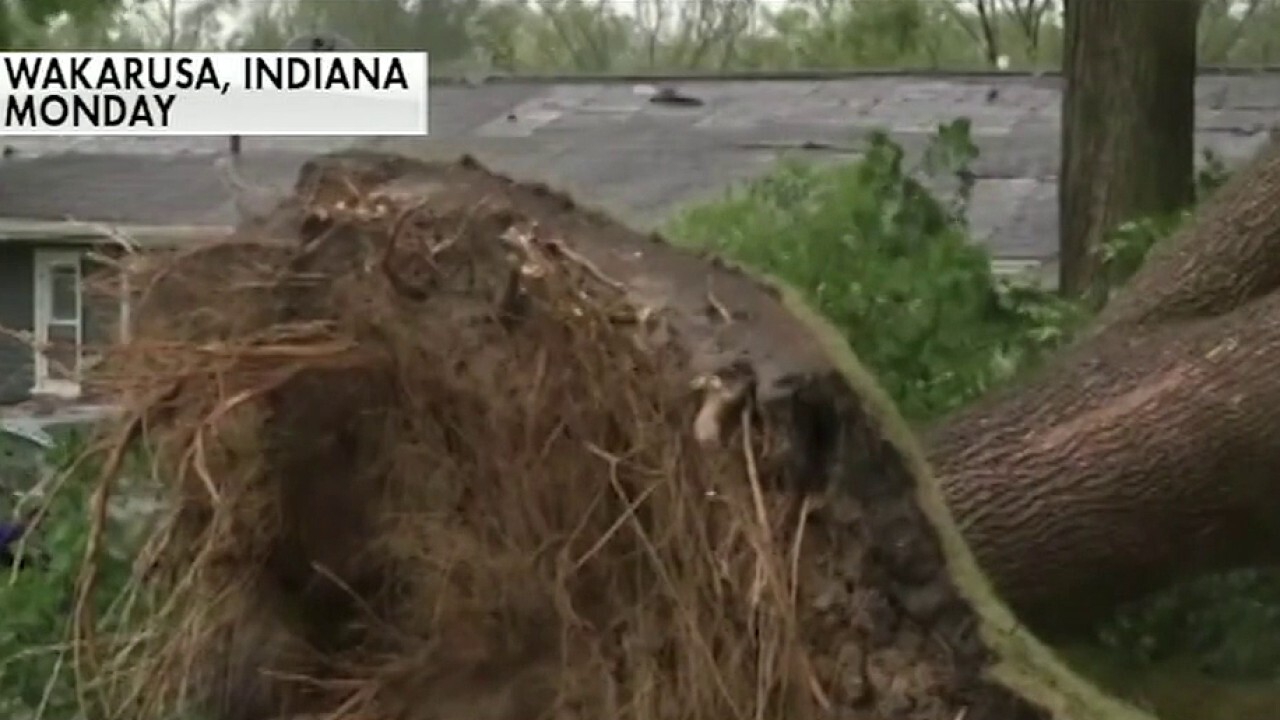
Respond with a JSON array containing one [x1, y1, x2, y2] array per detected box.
[[32, 250, 83, 397]]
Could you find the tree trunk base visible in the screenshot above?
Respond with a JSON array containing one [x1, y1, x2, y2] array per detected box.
[[79, 152, 1150, 720]]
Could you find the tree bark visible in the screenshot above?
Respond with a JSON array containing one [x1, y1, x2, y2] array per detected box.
[[932, 295, 1280, 631], [934, 137, 1280, 633], [1095, 138, 1280, 331], [1059, 0, 1198, 302]]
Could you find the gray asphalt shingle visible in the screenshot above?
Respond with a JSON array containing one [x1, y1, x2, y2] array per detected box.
[[0, 150, 315, 227]]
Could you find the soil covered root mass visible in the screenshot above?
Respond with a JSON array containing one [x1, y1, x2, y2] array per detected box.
[[75, 151, 1135, 720]]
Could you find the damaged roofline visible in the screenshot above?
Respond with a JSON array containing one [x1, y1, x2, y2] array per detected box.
[[0, 218, 232, 248]]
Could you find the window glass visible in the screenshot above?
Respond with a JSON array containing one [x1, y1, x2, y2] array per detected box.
[[50, 265, 79, 323]]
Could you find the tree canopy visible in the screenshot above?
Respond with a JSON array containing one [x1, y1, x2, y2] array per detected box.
[[0, 0, 119, 48], [21, 0, 1280, 74]]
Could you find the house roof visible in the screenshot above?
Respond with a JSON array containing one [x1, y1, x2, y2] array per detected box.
[[0, 150, 310, 230], [2, 71, 1278, 262]]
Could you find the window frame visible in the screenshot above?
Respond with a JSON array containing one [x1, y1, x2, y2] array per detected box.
[[31, 249, 84, 398]]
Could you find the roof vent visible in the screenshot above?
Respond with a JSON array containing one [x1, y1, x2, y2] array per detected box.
[[284, 32, 356, 51], [649, 86, 704, 108]]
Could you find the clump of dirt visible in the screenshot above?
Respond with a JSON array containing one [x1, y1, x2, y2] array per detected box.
[[78, 151, 1050, 720]]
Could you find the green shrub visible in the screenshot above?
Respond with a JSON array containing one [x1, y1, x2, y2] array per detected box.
[[1, 432, 139, 719], [1100, 570, 1280, 679], [670, 119, 1082, 422]]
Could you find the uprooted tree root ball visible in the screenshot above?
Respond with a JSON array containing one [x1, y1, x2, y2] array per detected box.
[[76, 151, 1148, 720]]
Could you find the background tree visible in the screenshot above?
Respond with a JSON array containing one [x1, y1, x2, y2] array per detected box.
[[0, 0, 121, 48], [1058, 0, 1199, 302], [231, 0, 478, 64], [47, 0, 1280, 70]]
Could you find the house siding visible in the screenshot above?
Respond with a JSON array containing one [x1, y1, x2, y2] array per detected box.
[[0, 243, 123, 406], [0, 244, 34, 404]]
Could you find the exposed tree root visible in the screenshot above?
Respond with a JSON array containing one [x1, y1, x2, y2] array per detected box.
[[73, 152, 1148, 720]]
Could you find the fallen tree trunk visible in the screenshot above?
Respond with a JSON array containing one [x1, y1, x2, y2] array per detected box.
[[1094, 138, 1280, 331], [931, 292, 1280, 630], [76, 152, 1147, 720], [932, 137, 1280, 631]]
